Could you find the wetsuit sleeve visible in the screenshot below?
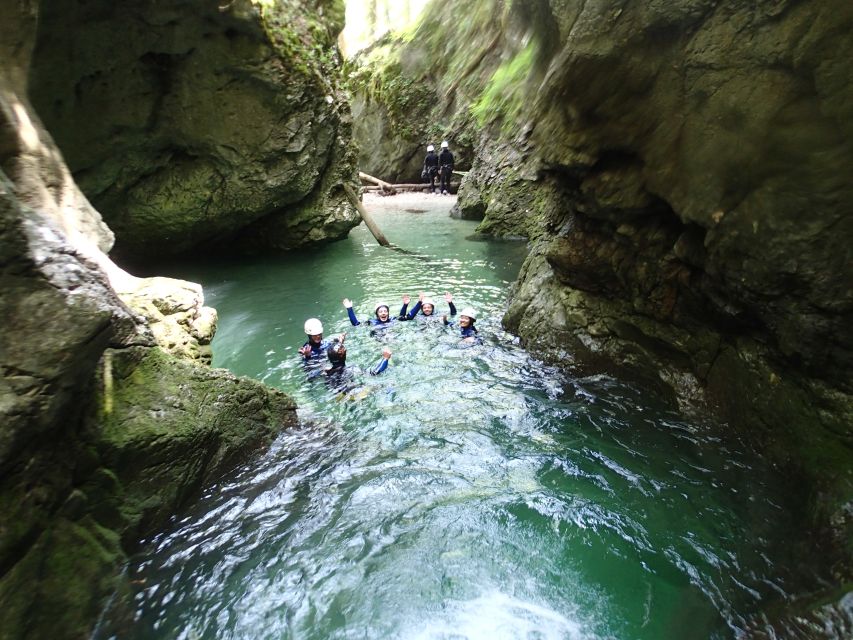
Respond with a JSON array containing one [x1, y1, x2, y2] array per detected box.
[[448, 301, 457, 316], [407, 301, 422, 320], [370, 356, 389, 375], [398, 302, 409, 319], [347, 307, 360, 326]]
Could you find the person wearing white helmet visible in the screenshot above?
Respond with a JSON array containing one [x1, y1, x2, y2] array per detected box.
[[402, 291, 457, 321], [438, 140, 454, 195], [299, 317, 329, 360], [443, 305, 479, 341], [422, 143, 439, 194], [342, 297, 407, 328]]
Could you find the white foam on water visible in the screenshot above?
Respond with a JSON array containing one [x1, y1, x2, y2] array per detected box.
[[404, 591, 587, 640]]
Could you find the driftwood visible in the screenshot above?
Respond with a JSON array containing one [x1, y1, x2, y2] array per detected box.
[[363, 182, 460, 192], [343, 184, 390, 247], [358, 171, 396, 194]]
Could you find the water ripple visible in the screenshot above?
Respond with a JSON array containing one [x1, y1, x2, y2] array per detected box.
[[96, 204, 832, 640]]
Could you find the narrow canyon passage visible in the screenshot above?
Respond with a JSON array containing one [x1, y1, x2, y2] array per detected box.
[[96, 197, 829, 640]]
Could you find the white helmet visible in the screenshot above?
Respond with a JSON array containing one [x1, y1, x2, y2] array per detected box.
[[421, 297, 435, 308], [426, 144, 434, 152], [304, 318, 323, 335], [374, 302, 390, 314], [441, 140, 449, 148], [460, 307, 477, 320]]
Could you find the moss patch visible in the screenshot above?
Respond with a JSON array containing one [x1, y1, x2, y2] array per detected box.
[[471, 41, 537, 130], [0, 517, 124, 640]]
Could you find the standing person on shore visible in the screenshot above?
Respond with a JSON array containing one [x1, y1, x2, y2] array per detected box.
[[422, 144, 439, 194], [438, 140, 454, 195]]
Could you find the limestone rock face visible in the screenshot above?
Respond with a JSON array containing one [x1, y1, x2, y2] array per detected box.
[[500, 0, 853, 583], [26, 0, 359, 262], [365, 0, 853, 611], [0, 116, 297, 640], [115, 276, 218, 365], [1, 8, 299, 635]]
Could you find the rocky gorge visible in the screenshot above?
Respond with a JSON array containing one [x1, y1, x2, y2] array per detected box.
[[1, 0, 851, 636], [348, 0, 851, 628], [1, 0, 353, 637]]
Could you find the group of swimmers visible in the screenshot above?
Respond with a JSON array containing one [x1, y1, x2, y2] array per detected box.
[[299, 292, 480, 380]]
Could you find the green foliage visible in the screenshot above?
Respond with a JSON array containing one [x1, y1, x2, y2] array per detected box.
[[345, 42, 436, 142], [382, 75, 437, 140], [254, 0, 343, 87], [471, 41, 536, 130]]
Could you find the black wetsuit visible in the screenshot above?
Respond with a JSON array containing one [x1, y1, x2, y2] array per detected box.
[[438, 148, 454, 193], [402, 300, 456, 321], [443, 318, 480, 341], [423, 150, 439, 193]]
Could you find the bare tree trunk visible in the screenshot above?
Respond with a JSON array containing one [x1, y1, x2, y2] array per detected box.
[[343, 184, 391, 247], [359, 171, 396, 194]]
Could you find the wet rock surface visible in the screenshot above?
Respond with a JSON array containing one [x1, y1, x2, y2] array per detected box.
[[353, 0, 852, 624], [1, 4, 301, 636], [27, 0, 359, 263]]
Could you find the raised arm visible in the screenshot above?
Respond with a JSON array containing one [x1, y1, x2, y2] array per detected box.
[[445, 292, 457, 316], [399, 294, 410, 319], [404, 291, 424, 320], [343, 298, 360, 326], [370, 348, 392, 375]]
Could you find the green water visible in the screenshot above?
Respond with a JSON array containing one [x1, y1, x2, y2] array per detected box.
[[99, 202, 824, 639]]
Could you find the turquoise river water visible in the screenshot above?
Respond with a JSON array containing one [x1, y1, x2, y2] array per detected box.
[[97, 198, 827, 639]]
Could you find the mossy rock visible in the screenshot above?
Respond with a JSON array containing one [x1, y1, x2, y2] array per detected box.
[[98, 346, 296, 539], [0, 517, 124, 640]]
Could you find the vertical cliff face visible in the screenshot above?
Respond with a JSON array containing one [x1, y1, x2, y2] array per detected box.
[[25, 0, 359, 263], [0, 3, 304, 637], [499, 0, 853, 537], [503, 0, 853, 579], [348, 0, 853, 611], [345, 1, 512, 182]]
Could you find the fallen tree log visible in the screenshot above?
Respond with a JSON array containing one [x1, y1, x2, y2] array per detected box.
[[358, 171, 396, 194], [343, 184, 391, 247], [363, 182, 461, 191]]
